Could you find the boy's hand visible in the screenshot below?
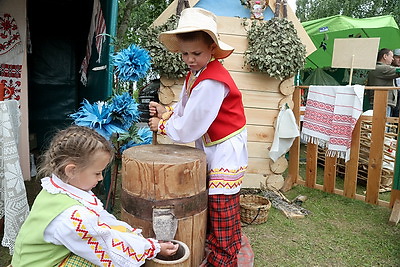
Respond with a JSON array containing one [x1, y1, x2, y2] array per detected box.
[[158, 241, 179, 257], [149, 101, 167, 119], [148, 117, 161, 132]]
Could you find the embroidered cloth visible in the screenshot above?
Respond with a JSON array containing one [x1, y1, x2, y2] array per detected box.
[[301, 85, 364, 161], [0, 13, 23, 101], [0, 100, 29, 254]]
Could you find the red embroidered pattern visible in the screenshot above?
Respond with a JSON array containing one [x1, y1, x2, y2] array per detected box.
[[111, 239, 156, 262], [159, 119, 167, 135], [208, 166, 247, 189], [71, 210, 113, 267], [71, 209, 156, 265], [0, 63, 21, 101], [0, 13, 21, 56]]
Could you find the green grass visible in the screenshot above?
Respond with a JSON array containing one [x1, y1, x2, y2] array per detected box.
[[243, 185, 400, 267]]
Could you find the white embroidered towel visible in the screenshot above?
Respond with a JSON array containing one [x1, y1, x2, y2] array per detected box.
[[301, 85, 364, 162]]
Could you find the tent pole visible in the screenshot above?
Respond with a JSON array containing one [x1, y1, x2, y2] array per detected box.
[[348, 54, 355, 85]]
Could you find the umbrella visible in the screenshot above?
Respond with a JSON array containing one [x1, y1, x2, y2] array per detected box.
[[302, 15, 400, 69]]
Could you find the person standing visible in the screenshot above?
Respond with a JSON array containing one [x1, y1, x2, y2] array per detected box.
[[366, 48, 400, 117], [149, 8, 248, 266], [391, 48, 400, 116]]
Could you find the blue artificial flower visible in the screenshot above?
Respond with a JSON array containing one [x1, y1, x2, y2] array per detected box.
[[119, 127, 153, 152], [110, 92, 140, 129], [69, 99, 127, 140], [113, 44, 151, 82]]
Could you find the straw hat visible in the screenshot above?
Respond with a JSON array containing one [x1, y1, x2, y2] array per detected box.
[[159, 8, 234, 59]]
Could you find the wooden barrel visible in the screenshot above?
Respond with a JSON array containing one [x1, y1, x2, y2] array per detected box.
[[121, 144, 207, 267]]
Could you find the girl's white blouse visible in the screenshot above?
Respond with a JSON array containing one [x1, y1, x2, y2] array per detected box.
[[42, 175, 160, 267]]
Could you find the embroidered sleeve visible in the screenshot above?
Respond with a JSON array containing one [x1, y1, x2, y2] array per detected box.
[[45, 206, 160, 266], [159, 119, 167, 135]]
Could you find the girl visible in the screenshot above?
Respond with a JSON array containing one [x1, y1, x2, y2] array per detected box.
[[11, 125, 178, 267], [149, 8, 248, 267]]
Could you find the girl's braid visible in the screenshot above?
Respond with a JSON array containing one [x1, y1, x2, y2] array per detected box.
[[37, 126, 114, 182]]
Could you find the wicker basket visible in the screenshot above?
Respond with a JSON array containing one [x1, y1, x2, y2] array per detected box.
[[240, 194, 271, 225]]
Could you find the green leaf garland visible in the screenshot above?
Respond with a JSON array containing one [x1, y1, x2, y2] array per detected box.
[[244, 18, 306, 80]]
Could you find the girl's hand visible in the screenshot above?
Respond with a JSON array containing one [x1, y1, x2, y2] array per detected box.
[[148, 117, 161, 132], [149, 101, 167, 119], [158, 241, 179, 257]]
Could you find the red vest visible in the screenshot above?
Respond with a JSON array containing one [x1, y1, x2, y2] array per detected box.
[[186, 60, 246, 146]]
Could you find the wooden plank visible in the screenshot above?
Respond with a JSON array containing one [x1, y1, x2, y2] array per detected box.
[[248, 141, 271, 158], [390, 189, 400, 207], [220, 35, 248, 54], [242, 173, 267, 188], [366, 90, 387, 204], [247, 157, 273, 175], [344, 118, 362, 198], [284, 87, 301, 192], [217, 16, 248, 35], [388, 199, 400, 226], [231, 71, 281, 92], [244, 108, 278, 126], [190, 210, 207, 266], [305, 142, 318, 188], [222, 53, 250, 72], [246, 124, 275, 143], [241, 90, 285, 109], [168, 70, 283, 96], [170, 84, 284, 108], [323, 156, 337, 193], [175, 217, 193, 266]]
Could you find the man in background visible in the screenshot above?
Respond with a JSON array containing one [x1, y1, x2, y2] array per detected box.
[[366, 48, 400, 117], [390, 48, 400, 117]]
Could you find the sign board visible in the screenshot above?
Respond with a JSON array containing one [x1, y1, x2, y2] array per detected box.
[[331, 38, 380, 69]]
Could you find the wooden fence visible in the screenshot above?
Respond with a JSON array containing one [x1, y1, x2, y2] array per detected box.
[[287, 86, 400, 213]]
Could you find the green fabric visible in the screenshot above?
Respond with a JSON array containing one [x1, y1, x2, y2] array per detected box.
[[60, 254, 97, 267], [303, 68, 340, 86], [302, 15, 400, 69], [12, 190, 82, 267]]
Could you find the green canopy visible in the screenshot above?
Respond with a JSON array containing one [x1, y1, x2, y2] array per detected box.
[[302, 15, 400, 69]]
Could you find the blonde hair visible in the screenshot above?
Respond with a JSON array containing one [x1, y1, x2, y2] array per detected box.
[[38, 125, 114, 182]]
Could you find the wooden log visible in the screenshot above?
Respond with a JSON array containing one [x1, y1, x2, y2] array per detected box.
[[278, 96, 294, 109], [158, 85, 175, 105], [121, 144, 207, 266], [160, 76, 176, 87], [265, 174, 284, 191], [279, 77, 295, 96], [269, 156, 288, 174]]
